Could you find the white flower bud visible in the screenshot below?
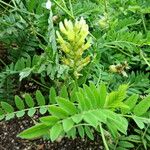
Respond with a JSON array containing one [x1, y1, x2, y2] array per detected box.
[[46, 0, 51, 10]]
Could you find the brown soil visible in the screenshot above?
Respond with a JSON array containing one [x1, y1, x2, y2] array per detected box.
[[0, 117, 104, 150]]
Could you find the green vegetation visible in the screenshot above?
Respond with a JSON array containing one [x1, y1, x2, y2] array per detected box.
[[0, 0, 150, 149]]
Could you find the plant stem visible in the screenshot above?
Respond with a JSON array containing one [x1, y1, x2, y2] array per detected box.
[[53, 0, 74, 19], [0, 0, 35, 16], [141, 13, 147, 33], [99, 123, 109, 150], [0, 58, 7, 66], [31, 78, 50, 90], [69, 0, 74, 17], [140, 50, 150, 67]]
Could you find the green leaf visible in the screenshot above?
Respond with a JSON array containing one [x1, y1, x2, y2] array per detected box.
[[49, 106, 68, 119], [71, 114, 83, 123], [36, 90, 45, 106], [98, 83, 107, 107], [133, 95, 150, 116], [18, 123, 50, 139], [78, 126, 85, 138], [62, 118, 74, 132], [40, 116, 59, 126], [27, 0, 36, 12], [0, 114, 4, 120], [15, 96, 25, 110], [76, 92, 86, 111], [16, 110, 25, 118], [122, 94, 139, 114], [28, 108, 36, 117], [83, 112, 98, 127], [1, 102, 14, 113], [19, 68, 32, 81], [85, 126, 94, 140], [60, 85, 68, 99], [92, 110, 107, 123], [49, 87, 57, 104], [105, 84, 128, 108], [25, 93, 35, 107], [83, 84, 97, 108], [132, 116, 145, 129], [77, 88, 93, 110], [118, 141, 134, 148], [116, 147, 128, 150], [67, 127, 76, 139], [0, 108, 4, 120], [0, 108, 4, 115], [39, 107, 47, 115], [56, 97, 77, 115], [50, 123, 63, 141], [70, 88, 77, 102], [5, 113, 15, 120], [105, 110, 128, 134], [107, 120, 119, 138]]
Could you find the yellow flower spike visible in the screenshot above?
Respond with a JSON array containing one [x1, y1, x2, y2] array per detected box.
[[56, 31, 64, 43], [56, 17, 92, 78], [60, 43, 70, 53], [77, 56, 90, 68], [64, 19, 71, 30], [62, 57, 70, 65], [82, 39, 92, 51], [59, 22, 68, 35]]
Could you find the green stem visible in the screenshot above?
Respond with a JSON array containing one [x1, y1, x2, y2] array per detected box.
[[103, 0, 108, 14], [69, 0, 74, 17], [53, 0, 74, 19], [99, 123, 109, 150], [140, 50, 150, 67], [141, 13, 147, 33], [74, 77, 79, 91], [0, 58, 7, 66], [31, 78, 50, 90], [0, 0, 35, 16]]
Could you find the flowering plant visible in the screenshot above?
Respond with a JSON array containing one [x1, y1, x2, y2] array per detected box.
[[56, 17, 92, 78]]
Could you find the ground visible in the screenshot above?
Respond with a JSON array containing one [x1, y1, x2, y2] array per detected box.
[[0, 117, 103, 150]]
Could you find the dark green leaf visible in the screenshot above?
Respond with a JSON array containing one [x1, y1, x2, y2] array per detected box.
[[1, 102, 14, 113], [25, 93, 35, 107], [133, 95, 150, 116], [5, 113, 15, 120], [15, 96, 25, 110], [119, 141, 134, 148], [49, 87, 56, 104], [36, 90, 45, 106], [85, 126, 94, 140], [60, 85, 68, 99], [78, 126, 85, 138], [122, 94, 138, 114]]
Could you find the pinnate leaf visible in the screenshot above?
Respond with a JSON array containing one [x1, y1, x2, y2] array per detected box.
[[36, 90, 45, 106], [15, 96, 25, 110], [1, 102, 14, 113], [50, 123, 63, 141]]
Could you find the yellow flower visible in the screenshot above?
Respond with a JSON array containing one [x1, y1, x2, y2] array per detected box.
[[56, 17, 92, 78]]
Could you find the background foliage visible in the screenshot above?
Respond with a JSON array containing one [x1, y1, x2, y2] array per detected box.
[[0, 0, 150, 149]]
